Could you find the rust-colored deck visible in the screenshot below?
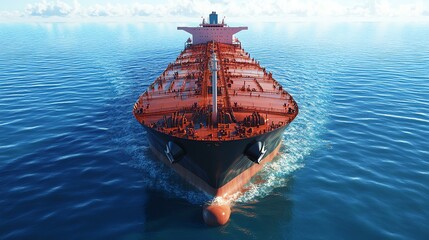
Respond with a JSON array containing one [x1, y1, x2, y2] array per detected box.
[[133, 42, 298, 141]]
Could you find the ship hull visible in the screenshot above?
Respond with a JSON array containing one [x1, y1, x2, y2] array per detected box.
[[133, 13, 299, 225], [143, 124, 288, 196]]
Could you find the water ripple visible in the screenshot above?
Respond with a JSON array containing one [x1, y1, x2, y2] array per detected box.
[[1, 22, 428, 239]]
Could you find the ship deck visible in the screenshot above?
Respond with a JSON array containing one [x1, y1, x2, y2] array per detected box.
[[133, 42, 298, 141]]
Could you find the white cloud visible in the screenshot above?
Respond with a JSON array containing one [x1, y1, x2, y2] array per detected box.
[[25, 0, 76, 17], [2, 0, 429, 21], [132, 3, 155, 17]]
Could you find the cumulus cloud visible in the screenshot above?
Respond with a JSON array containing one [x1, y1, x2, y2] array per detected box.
[[7, 0, 429, 20], [25, 0, 77, 17]]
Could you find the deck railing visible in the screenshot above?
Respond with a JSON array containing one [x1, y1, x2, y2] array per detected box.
[[135, 104, 295, 117]]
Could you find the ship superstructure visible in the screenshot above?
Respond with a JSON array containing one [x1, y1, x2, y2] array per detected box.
[[177, 11, 248, 44], [133, 12, 298, 225]]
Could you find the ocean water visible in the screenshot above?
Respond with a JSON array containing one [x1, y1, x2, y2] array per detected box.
[[0, 22, 428, 239]]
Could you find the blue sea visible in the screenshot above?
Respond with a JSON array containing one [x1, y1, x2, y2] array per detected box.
[[0, 22, 428, 239]]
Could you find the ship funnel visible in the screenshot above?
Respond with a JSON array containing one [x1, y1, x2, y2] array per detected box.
[[245, 141, 267, 164], [209, 11, 218, 24], [165, 141, 185, 163]]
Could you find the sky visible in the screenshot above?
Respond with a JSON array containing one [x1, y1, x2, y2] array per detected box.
[[0, 0, 428, 22]]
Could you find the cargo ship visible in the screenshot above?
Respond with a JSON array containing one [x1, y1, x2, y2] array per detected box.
[[133, 11, 298, 226]]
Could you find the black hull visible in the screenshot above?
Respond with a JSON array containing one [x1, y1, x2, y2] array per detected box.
[[143, 124, 288, 189]]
